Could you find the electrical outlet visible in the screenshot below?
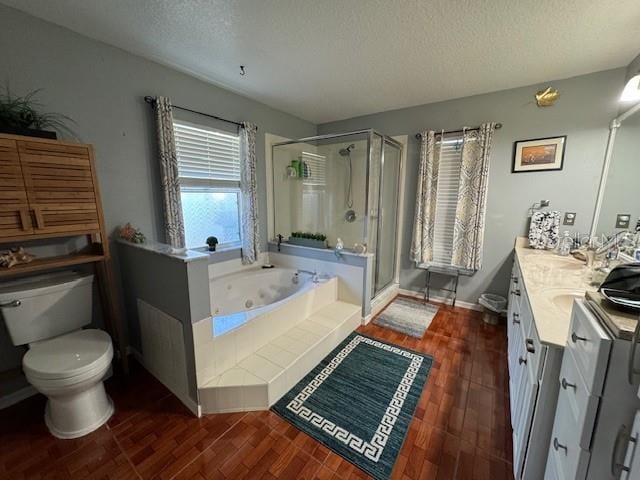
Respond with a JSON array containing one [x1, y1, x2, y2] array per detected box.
[[563, 212, 576, 226], [616, 214, 631, 229]]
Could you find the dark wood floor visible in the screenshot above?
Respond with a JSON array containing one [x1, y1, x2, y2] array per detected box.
[[0, 300, 513, 479]]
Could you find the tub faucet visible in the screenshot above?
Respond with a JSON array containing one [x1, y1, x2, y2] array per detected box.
[[296, 269, 319, 283]]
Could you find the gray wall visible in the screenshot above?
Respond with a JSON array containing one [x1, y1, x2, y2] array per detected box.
[[319, 69, 626, 303], [0, 5, 317, 247], [0, 5, 315, 387]]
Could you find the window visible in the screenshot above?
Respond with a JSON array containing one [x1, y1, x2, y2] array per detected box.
[[173, 120, 241, 249], [432, 135, 466, 266], [301, 151, 327, 232]]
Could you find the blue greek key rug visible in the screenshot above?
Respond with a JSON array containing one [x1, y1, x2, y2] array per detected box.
[[271, 332, 433, 480]]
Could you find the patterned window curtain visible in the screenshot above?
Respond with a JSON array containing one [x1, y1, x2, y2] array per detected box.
[[239, 122, 259, 264], [410, 131, 439, 265], [154, 96, 185, 250], [451, 123, 496, 271]]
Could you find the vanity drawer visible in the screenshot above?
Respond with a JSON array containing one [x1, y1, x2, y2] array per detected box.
[[559, 348, 600, 450], [566, 299, 612, 396], [519, 293, 534, 344], [509, 262, 523, 310], [546, 390, 590, 480], [525, 317, 546, 382], [620, 410, 640, 480], [507, 296, 521, 346]]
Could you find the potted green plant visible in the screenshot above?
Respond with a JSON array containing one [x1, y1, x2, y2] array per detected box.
[[206, 236, 219, 252], [287, 231, 328, 249], [0, 88, 76, 139]]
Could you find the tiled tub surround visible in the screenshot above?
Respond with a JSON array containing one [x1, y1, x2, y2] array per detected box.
[[193, 275, 361, 413]]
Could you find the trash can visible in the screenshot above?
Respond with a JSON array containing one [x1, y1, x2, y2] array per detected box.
[[478, 293, 507, 325]]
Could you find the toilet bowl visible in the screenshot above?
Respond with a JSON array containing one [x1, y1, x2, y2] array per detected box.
[[0, 271, 115, 439], [23, 329, 114, 439]]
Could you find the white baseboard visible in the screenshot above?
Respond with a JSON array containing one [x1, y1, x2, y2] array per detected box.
[[127, 346, 200, 417], [398, 288, 482, 312], [0, 384, 37, 410]]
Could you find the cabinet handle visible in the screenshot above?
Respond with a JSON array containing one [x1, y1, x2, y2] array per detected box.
[[511, 289, 521, 297], [19, 208, 30, 231], [519, 356, 527, 365], [571, 332, 587, 343], [525, 338, 535, 354], [32, 207, 44, 229], [511, 275, 519, 284], [553, 437, 567, 453], [628, 320, 640, 385], [611, 425, 631, 475], [561, 378, 576, 390], [512, 313, 520, 325]]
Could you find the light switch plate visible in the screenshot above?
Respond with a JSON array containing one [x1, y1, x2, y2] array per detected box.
[[616, 214, 631, 229], [563, 212, 576, 226]]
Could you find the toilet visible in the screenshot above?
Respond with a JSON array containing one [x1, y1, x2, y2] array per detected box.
[[0, 271, 114, 439]]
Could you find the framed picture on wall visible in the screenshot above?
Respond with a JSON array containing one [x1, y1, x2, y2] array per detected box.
[[512, 136, 566, 173]]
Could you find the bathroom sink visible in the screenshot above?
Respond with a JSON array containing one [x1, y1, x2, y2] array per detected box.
[[541, 289, 585, 315], [552, 293, 584, 315], [534, 257, 584, 271]]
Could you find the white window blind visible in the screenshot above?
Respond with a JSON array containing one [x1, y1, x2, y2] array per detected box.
[[173, 120, 242, 249], [432, 136, 463, 266], [174, 121, 240, 186], [301, 151, 327, 187]]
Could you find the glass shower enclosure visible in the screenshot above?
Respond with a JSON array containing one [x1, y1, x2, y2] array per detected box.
[[271, 130, 402, 298]]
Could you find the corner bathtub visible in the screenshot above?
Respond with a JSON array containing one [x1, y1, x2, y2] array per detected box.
[[209, 267, 327, 336]]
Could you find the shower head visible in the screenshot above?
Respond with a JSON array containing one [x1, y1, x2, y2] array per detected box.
[[338, 144, 355, 156]]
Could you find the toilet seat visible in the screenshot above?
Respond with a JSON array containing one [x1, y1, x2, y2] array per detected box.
[[23, 329, 113, 382]]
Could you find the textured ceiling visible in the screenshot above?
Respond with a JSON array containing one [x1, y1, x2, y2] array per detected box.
[[4, 0, 639, 123]]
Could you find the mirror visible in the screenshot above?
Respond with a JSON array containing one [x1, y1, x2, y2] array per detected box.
[[591, 103, 640, 247]]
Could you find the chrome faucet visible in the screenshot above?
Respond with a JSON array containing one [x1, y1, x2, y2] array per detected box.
[[296, 268, 319, 283], [585, 231, 633, 267]]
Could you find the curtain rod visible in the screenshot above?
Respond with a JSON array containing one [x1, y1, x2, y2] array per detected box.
[[144, 96, 251, 130], [415, 123, 502, 139]]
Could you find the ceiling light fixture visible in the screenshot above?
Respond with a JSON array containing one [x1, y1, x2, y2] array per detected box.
[[620, 53, 640, 102], [535, 87, 560, 107], [620, 74, 640, 102]]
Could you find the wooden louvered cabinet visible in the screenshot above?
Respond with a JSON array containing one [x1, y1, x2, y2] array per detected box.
[[0, 137, 103, 240], [0, 138, 33, 238], [19, 140, 101, 235]]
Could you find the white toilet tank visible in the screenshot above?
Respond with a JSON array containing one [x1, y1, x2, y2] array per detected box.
[[0, 271, 94, 346]]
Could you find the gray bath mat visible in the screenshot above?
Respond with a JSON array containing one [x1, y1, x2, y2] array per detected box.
[[373, 297, 439, 338]]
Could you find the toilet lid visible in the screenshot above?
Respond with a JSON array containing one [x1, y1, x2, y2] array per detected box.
[[23, 329, 113, 380]]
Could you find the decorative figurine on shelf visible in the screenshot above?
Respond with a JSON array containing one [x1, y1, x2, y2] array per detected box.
[[0, 247, 35, 269], [206, 236, 219, 252], [118, 223, 146, 244]]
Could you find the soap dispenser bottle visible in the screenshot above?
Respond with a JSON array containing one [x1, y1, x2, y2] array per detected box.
[[558, 231, 572, 256]]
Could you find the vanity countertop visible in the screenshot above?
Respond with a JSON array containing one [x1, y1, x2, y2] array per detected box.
[[585, 291, 638, 340], [514, 237, 596, 347]]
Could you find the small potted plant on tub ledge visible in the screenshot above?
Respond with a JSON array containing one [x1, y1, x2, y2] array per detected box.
[[287, 232, 328, 249], [206, 236, 219, 252]]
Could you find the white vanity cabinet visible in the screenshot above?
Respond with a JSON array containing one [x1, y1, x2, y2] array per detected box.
[[545, 299, 640, 480], [507, 259, 564, 480]]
